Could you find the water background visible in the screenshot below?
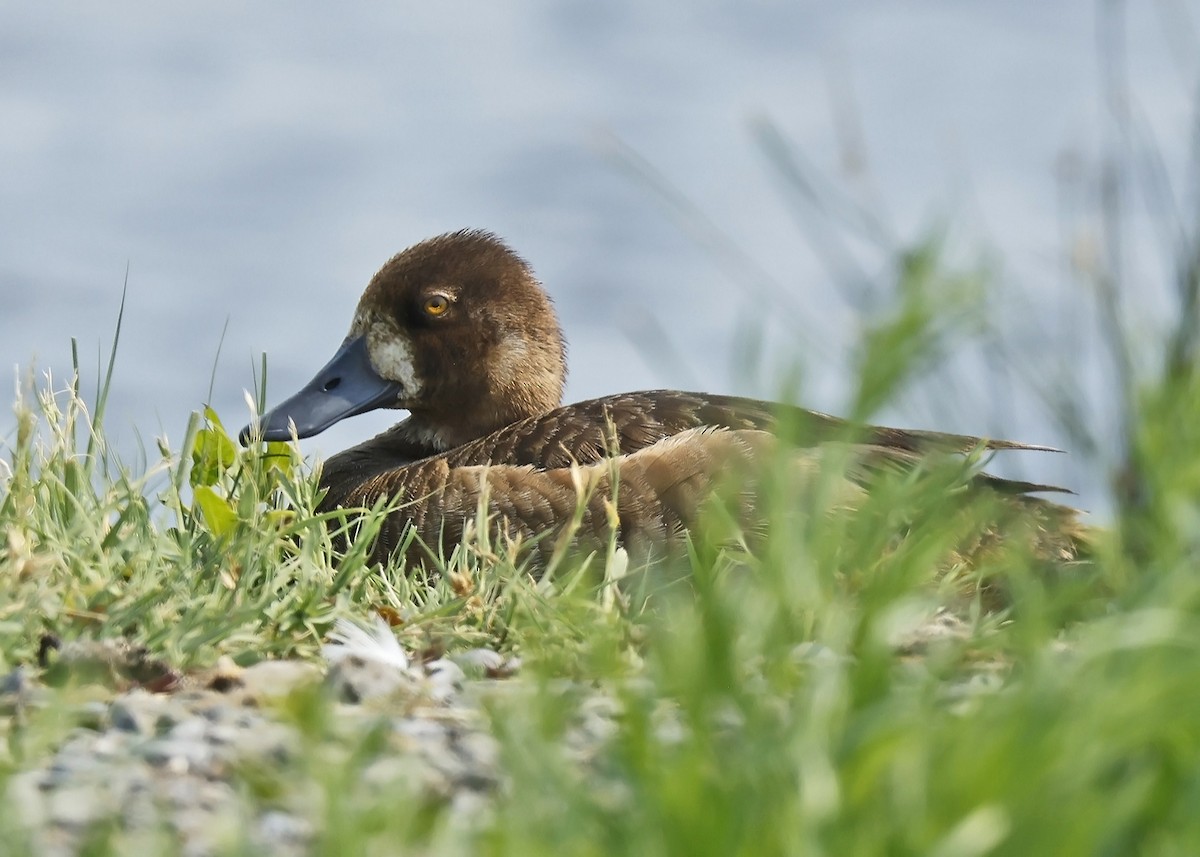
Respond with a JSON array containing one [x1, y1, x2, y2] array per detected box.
[[2, 2, 1196, 515]]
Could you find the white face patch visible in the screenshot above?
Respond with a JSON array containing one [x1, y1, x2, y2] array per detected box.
[[352, 309, 421, 397]]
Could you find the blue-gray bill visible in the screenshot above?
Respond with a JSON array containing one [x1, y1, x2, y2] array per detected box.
[[239, 335, 403, 444]]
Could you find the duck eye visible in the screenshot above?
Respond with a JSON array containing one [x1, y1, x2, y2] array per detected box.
[[423, 294, 450, 317]]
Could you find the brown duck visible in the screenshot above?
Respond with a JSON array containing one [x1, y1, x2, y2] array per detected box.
[[243, 230, 1081, 570]]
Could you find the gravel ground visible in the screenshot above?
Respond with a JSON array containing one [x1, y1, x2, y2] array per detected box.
[[1, 610, 987, 855], [3, 621, 522, 856]]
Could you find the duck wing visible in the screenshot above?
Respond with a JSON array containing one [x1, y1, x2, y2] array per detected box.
[[440, 390, 1059, 471], [338, 425, 779, 567], [317, 391, 1074, 568]]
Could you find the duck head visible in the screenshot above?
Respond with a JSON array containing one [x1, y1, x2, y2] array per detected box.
[[243, 230, 567, 449]]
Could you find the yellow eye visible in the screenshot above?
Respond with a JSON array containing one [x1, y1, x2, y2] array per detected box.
[[423, 294, 450, 316]]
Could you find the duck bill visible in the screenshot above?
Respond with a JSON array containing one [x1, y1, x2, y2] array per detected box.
[[240, 336, 404, 443]]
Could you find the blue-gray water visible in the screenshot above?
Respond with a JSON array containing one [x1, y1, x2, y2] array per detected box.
[[2, 3, 1194, 515]]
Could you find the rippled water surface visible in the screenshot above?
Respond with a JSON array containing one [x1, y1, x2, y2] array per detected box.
[[1, 3, 1193, 511]]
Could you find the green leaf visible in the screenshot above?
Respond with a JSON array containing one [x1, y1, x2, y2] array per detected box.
[[194, 485, 238, 538], [190, 424, 239, 488], [203, 405, 227, 431], [264, 440, 297, 475]]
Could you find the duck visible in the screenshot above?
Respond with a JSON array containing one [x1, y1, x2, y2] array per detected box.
[[242, 229, 1083, 571]]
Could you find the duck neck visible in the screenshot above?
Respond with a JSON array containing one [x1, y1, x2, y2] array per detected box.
[[402, 402, 542, 451], [317, 416, 448, 508]]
